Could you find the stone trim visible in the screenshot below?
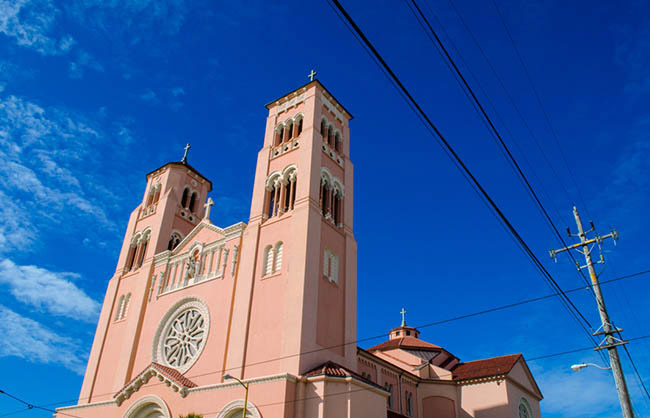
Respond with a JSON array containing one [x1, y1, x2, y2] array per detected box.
[[187, 373, 298, 394], [56, 399, 117, 412]]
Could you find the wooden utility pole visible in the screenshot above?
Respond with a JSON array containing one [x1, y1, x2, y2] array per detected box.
[[550, 206, 633, 417]]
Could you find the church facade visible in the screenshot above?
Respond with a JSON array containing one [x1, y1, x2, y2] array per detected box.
[[57, 80, 543, 418]]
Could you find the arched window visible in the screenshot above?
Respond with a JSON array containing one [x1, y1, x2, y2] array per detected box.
[[146, 190, 154, 206], [263, 245, 273, 276], [297, 118, 303, 136], [125, 244, 137, 271], [327, 125, 334, 146], [153, 185, 161, 203], [274, 242, 283, 273], [320, 119, 327, 136], [267, 185, 276, 218], [333, 190, 342, 225], [181, 187, 190, 208], [289, 174, 297, 210], [189, 191, 199, 212], [115, 295, 125, 321], [335, 132, 342, 152], [277, 127, 284, 146], [519, 398, 533, 418], [138, 240, 148, 266], [286, 121, 293, 140], [386, 383, 394, 408], [168, 232, 182, 251], [320, 179, 329, 215]]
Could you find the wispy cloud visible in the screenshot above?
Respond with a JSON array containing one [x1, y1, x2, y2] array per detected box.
[[535, 362, 620, 417], [139, 88, 159, 104], [64, 0, 188, 42], [0, 94, 132, 253], [68, 49, 104, 79], [0, 259, 100, 322], [0, 305, 88, 374], [0, 0, 73, 55]]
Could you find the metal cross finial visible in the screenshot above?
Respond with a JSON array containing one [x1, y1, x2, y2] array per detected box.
[[400, 308, 406, 326], [308, 69, 317, 82], [203, 197, 214, 221], [181, 143, 191, 163]]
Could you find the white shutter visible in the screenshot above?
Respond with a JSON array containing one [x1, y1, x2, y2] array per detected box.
[[264, 246, 273, 276], [122, 293, 131, 319], [274, 242, 283, 272], [323, 249, 330, 277], [331, 254, 339, 283]]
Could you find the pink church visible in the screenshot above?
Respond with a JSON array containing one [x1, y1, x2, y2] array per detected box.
[[57, 79, 543, 418]]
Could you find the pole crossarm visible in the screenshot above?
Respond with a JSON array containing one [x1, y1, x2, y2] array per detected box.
[[549, 206, 633, 417]]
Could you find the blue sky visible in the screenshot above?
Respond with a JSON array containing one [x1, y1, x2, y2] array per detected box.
[[0, 0, 649, 416]]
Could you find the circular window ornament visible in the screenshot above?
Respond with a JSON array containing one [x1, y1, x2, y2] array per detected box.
[[152, 298, 209, 374], [519, 398, 533, 418]]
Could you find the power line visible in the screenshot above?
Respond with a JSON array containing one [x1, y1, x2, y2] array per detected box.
[[13, 333, 650, 417], [489, 0, 593, 221], [326, 0, 601, 361], [32, 268, 650, 410], [406, 0, 599, 304], [0, 389, 81, 418]]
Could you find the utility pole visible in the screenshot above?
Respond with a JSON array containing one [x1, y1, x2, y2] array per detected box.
[[550, 206, 633, 417]]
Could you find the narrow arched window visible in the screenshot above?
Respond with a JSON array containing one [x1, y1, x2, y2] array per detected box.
[[146, 190, 154, 206], [139, 240, 148, 265], [277, 127, 284, 146], [297, 118, 303, 136], [125, 245, 137, 271], [320, 180, 329, 215], [274, 242, 283, 272], [268, 186, 276, 218], [153, 185, 161, 204], [286, 121, 293, 140], [320, 119, 327, 136], [333, 191, 341, 224], [168, 232, 182, 251], [335, 133, 342, 152], [289, 176, 297, 210], [328, 126, 334, 146], [181, 187, 189, 208], [189, 191, 198, 212], [263, 245, 273, 276]]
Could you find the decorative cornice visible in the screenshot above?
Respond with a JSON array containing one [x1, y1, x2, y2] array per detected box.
[[187, 373, 298, 394], [113, 363, 197, 407], [56, 399, 117, 412]]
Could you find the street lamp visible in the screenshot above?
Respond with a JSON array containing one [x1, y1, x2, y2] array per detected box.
[[571, 363, 612, 372], [223, 373, 249, 418]]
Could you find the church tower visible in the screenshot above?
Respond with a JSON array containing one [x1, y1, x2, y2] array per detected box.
[[225, 78, 357, 378]]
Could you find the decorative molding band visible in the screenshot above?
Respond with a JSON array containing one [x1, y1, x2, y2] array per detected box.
[[276, 93, 305, 115], [187, 373, 298, 395], [320, 93, 344, 122], [56, 399, 117, 412]]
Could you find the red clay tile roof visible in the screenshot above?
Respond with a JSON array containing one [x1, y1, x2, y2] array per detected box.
[[451, 354, 521, 381], [367, 336, 442, 352], [151, 362, 197, 388], [305, 361, 385, 390]]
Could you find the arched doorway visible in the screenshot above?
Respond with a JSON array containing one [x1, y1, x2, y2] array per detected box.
[[123, 395, 171, 418], [216, 400, 261, 418]]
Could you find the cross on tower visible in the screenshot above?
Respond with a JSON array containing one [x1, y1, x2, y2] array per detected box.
[[308, 69, 317, 82], [203, 197, 214, 221], [400, 308, 407, 326], [181, 143, 191, 163]]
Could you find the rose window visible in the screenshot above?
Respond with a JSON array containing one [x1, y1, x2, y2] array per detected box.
[[163, 308, 206, 368], [153, 298, 210, 373]]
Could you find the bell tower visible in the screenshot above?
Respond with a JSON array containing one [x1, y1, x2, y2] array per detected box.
[[225, 78, 357, 378], [79, 150, 212, 402]]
